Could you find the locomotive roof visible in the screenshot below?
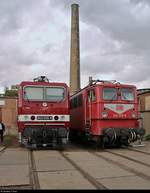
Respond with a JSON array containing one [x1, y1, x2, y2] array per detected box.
[[20, 81, 68, 87], [71, 81, 136, 97]]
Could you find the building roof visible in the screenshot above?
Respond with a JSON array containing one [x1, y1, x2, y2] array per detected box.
[[137, 88, 150, 95]]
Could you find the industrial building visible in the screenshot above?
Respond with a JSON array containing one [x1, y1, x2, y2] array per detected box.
[[138, 88, 150, 134], [0, 97, 18, 135]]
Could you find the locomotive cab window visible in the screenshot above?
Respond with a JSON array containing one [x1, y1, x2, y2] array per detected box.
[[24, 86, 65, 102], [24, 87, 43, 100], [45, 87, 65, 101], [120, 88, 134, 101], [103, 88, 117, 100]]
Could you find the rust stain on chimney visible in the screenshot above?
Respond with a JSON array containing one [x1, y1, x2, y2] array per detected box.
[[70, 4, 80, 95]]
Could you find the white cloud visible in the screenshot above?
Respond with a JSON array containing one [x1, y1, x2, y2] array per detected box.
[[0, 0, 149, 92]]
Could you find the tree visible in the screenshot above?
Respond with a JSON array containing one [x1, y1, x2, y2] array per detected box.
[[4, 86, 18, 97]]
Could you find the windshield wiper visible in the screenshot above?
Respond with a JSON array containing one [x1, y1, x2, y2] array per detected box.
[[24, 91, 30, 102], [108, 94, 117, 100], [122, 94, 131, 100]]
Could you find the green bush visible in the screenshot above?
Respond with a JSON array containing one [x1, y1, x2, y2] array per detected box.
[[143, 133, 150, 141]]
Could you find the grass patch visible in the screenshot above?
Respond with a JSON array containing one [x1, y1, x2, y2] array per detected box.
[[3, 134, 19, 147]]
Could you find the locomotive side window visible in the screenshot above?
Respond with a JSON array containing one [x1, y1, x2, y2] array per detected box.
[[24, 87, 43, 100], [78, 94, 82, 106], [103, 88, 117, 100], [88, 90, 96, 102], [120, 88, 134, 101], [70, 94, 82, 109], [45, 87, 65, 101]]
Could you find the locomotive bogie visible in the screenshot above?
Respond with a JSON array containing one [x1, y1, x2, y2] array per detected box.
[[19, 127, 69, 148]]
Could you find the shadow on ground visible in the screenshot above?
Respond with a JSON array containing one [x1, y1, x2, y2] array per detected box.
[[2, 135, 19, 147]]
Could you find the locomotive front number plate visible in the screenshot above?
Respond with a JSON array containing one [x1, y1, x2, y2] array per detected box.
[[37, 116, 53, 120]]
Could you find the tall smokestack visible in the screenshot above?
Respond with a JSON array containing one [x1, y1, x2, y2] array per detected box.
[[70, 4, 80, 95]]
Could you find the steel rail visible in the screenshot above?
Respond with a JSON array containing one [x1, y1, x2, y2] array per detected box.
[[28, 149, 40, 189], [89, 150, 150, 182], [59, 151, 107, 190]]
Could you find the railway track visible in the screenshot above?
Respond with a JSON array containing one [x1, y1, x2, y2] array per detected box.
[[90, 150, 150, 182], [128, 146, 150, 155], [59, 151, 107, 189], [28, 150, 40, 189], [0, 146, 7, 154], [29, 142, 150, 189], [0, 142, 150, 189], [29, 147, 106, 189], [105, 148, 150, 168]]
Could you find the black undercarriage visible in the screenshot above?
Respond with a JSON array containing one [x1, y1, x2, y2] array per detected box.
[[102, 127, 145, 147], [21, 127, 69, 148], [69, 127, 145, 148]]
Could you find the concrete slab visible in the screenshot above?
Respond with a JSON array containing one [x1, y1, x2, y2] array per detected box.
[[38, 170, 96, 189], [99, 176, 150, 189], [65, 152, 133, 179], [0, 165, 29, 186], [34, 150, 61, 158], [97, 151, 150, 177], [0, 148, 29, 165], [34, 151, 74, 171], [63, 151, 97, 162], [106, 149, 150, 166]]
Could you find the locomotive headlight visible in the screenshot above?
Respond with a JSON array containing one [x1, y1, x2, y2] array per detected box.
[[54, 116, 59, 120], [131, 112, 136, 118], [31, 115, 35, 120], [101, 111, 108, 118]]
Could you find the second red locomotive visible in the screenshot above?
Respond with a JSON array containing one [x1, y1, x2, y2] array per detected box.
[[70, 79, 145, 147], [17, 76, 70, 148]]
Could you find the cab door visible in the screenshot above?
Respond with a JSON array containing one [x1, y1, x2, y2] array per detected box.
[[85, 89, 96, 128]]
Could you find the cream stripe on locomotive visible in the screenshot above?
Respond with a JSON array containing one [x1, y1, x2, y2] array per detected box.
[[104, 104, 134, 114], [18, 114, 70, 122]]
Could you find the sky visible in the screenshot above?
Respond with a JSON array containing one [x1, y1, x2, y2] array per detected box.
[[0, 0, 150, 93]]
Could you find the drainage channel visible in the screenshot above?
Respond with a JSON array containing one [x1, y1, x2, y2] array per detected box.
[[28, 149, 40, 189]]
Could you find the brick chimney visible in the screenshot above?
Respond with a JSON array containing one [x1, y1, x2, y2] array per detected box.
[[70, 4, 80, 95]]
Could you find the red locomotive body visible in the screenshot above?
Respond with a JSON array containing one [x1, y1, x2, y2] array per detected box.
[[70, 80, 145, 147], [17, 76, 70, 148]]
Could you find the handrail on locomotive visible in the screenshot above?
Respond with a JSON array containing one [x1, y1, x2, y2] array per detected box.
[[88, 76, 120, 86]]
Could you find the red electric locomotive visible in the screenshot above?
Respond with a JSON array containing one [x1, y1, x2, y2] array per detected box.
[[70, 79, 145, 147], [17, 76, 70, 148]]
